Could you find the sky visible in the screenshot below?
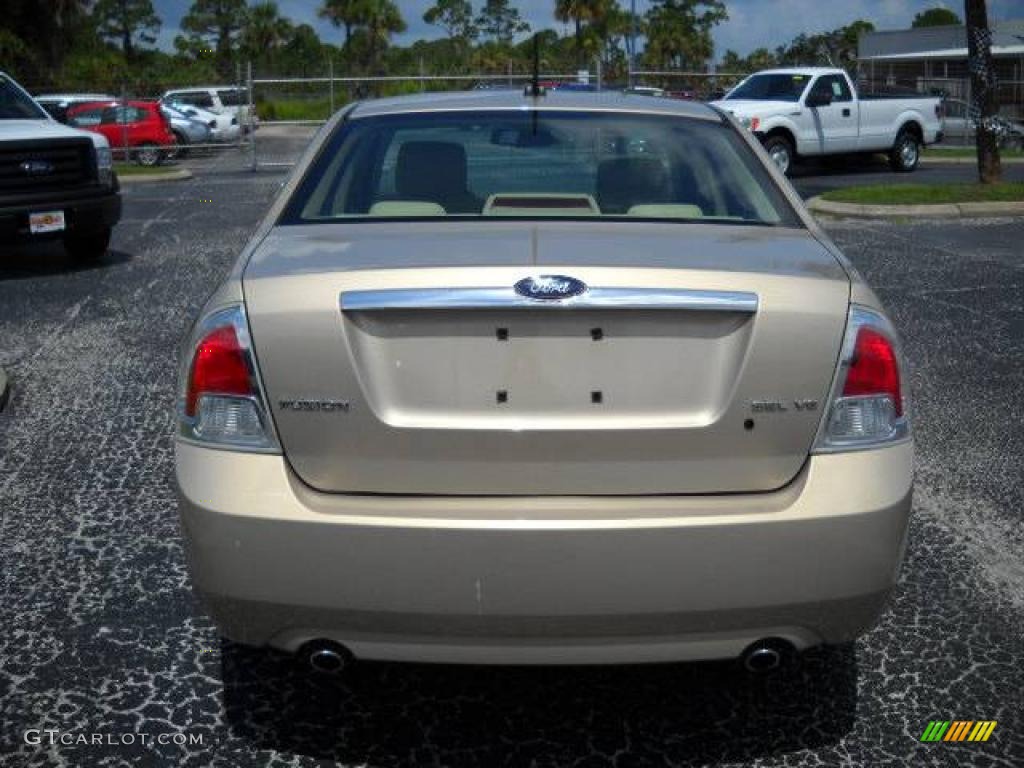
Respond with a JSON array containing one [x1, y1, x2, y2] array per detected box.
[[152, 0, 1024, 60]]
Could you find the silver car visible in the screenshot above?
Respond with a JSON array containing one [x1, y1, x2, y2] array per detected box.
[[176, 91, 913, 673], [161, 104, 213, 156]]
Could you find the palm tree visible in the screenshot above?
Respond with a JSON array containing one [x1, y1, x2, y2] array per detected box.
[[362, 0, 406, 71], [554, 0, 596, 67], [319, 0, 367, 48], [242, 1, 292, 69]]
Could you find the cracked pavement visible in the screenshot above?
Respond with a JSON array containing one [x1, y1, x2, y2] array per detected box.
[[1, 142, 1021, 766]]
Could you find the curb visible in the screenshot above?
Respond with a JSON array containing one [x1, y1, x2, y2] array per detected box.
[[922, 155, 1024, 165], [116, 169, 193, 184], [0, 366, 8, 412], [807, 195, 1024, 219]]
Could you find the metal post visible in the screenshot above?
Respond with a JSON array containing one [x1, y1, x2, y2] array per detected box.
[[629, 0, 637, 87], [595, 56, 602, 91], [120, 83, 129, 164], [419, 57, 425, 92], [329, 58, 335, 115], [248, 61, 256, 172]]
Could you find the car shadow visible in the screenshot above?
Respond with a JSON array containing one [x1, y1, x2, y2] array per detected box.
[[221, 641, 858, 765], [788, 154, 893, 179], [0, 243, 131, 280]]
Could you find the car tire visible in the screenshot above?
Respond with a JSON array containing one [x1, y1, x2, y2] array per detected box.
[[135, 142, 162, 167], [889, 129, 920, 172], [762, 135, 795, 176], [64, 228, 111, 263], [170, 131, 188, 160]]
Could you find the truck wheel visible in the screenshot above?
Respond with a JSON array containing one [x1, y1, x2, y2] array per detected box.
[[762, 135, 794, 176], [135, 142, 162, 167], [64, 228, 111, 262], [889, 130, 920, 172]]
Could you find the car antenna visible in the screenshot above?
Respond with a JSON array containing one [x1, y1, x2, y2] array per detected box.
[[526, 33, 544, 99]]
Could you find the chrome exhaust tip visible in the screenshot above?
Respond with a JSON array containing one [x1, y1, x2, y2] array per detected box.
[[303, 640, 351, 675], [741, 638, 793, 673]]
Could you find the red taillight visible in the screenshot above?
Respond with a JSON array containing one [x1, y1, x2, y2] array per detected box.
[[842, 327, 902, 416], [185, 325, 252, 417]]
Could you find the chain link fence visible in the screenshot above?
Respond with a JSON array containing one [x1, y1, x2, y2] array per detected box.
[[244, 66, 756, 170], [857, 74, 1024, 146]]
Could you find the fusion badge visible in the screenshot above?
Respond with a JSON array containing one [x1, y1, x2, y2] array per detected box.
[[278, 399, 350, 413]]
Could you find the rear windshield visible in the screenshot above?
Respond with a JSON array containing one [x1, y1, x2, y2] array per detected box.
[[282, 110, 799, 227], [726, 74, 811, 103], [218, 89, 249, 106]]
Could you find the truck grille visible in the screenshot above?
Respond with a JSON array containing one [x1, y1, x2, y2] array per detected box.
[[0, 139, 95, 196]]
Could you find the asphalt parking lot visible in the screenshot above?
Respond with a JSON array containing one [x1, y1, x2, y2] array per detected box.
[[1, 135, 1022, 767]]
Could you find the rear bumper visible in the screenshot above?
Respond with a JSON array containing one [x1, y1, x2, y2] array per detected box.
[[176, 441, 913, 664], [0, 184, 121, 243]]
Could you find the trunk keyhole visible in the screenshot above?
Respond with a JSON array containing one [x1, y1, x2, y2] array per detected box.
[[744, 418, 755, 430], [496, 390, 508, 404], [591, 328, 604, 341], [496, 328, 509, 341], [591, 391, 603, 404]]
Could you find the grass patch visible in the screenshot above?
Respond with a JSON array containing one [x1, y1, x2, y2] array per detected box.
[[113, 163, 181, 176], [256, 97, 336, 122], [927, 147, 1024, 158], [821, 182, 1024, 205]]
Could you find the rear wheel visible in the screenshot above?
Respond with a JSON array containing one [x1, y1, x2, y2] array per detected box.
[[135, 142, 162, 167], [169, 131, 188, 160], [889, 129, 920, 172], [762, 135, 795, 176], [64, 227, 111, 262]]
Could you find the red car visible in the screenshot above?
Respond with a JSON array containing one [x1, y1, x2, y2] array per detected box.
[[67, 100, 175, 166]]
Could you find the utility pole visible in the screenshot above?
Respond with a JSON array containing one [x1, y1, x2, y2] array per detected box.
[[965, 0, 1001, 183]]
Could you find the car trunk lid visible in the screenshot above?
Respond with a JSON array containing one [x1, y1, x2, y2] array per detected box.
[[244, 221, 849, 495]]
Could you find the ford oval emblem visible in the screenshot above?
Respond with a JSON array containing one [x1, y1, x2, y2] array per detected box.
[[514, 275, 587, 301], [20, 160, 54, 176]]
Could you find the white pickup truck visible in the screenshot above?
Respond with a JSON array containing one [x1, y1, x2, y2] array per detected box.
[[1, 71, 120, 261], [712, 67, 944, 175]]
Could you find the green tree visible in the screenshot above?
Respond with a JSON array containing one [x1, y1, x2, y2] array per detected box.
[[721, 46, 775, 72], [644, 0, 727, 69], [319, 0, 367, 47], [477, 0, 530, 45], [912, 7, 962, 27], [554, 0, 597, 66], [361, 0, 406, 70], [745, 47, 775, 70], [424, 0, 478, 44], [280, 24, 326, 76], [92, 0, 161, 59], [720, 48, 743, 71], [177, 0, 248, 77], [774, 20, 873, 74], [0, 0, 93, 80], [241, 1, 293, 70], [589, 0, 634, 75]]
